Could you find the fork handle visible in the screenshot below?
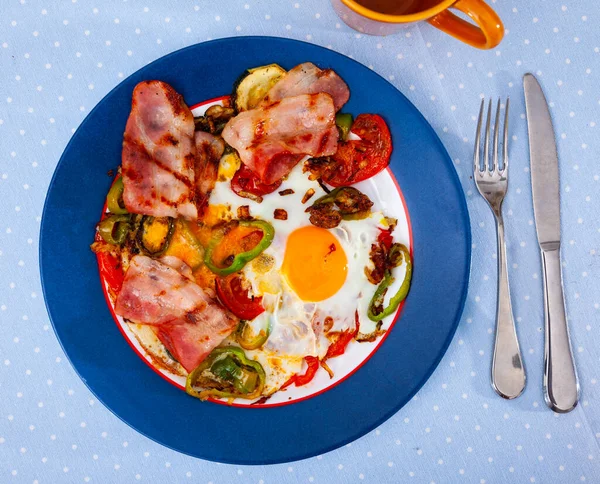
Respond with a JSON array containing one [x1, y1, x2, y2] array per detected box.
[[491, 214, 526, 399], [541, 247, 579, 412]]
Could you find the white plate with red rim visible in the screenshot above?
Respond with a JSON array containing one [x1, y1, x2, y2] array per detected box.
[[101, 94, 413, 408]]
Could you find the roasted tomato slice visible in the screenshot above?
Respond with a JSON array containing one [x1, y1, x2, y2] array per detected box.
[[324, 114, 392, 187], [97, 251, 125, 296], [231, 165, 282, 200], [215, 274, 264, 320]]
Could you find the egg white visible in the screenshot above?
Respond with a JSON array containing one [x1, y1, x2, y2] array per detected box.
[[114, 102, 408, 401], [209, 157, 393, 393]]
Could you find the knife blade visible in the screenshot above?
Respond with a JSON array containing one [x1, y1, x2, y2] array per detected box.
[[523, 73, 560, 248], [523, 73, 579, 413]]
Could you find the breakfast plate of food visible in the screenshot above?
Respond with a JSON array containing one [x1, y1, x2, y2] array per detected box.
[[40, 36, 470, 463]]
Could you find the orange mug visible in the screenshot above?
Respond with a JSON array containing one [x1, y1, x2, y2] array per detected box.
[[331, 0, 504, 49]]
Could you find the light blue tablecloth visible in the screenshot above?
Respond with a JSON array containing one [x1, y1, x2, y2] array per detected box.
[[2, 1, 599, 482]]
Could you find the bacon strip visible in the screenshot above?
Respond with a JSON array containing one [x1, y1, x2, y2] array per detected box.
[[121, 81, 197, 220], [222, 93, 339, 185], [261, 63, 350, 111], [154, 312, 237, 373], [115, 255, 238, 371], [194, 131, 225, 216]]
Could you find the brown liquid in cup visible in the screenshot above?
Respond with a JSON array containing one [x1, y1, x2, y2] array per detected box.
[[355, 0, 441, 15]]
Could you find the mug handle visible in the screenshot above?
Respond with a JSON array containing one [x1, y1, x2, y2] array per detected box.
[[428, 0, 504, 49]]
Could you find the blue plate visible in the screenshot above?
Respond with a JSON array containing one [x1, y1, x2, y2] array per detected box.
[[40, 36, 471, 464]]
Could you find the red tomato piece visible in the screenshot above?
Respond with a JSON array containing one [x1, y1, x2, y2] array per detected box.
[[97, 251, 125, 296], [325, 312, 360, 359], [281, 356, 321, 389], [293, 356, 320, 387], [377, 227, 394, 251], [231, 164, 282, 199], [215, 275, 264, 320], [280, 375, 296, 390], [325, 329, 356, 359], [324, 114, 392, 187]]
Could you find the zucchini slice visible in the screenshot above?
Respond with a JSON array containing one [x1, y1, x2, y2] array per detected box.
[[232, 64, 286, 112]]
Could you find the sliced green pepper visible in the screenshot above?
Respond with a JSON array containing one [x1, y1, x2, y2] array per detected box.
[[97, 214, 131, 245], [237, 314, 272, 350], [311, 187, 341, 207], [307, 187, 373, 228], [311, 187, 372, 214], [204, 220, 274, 276], [367, 244, 412, 322], [164, 220, 204, 269], [388, 243, 404, 268], [335, 113, 353, 141], [341, 210, 370, 221], [186, 347, 266, 401], [136, 216, 175, 257], [106, 177, 128, 214]]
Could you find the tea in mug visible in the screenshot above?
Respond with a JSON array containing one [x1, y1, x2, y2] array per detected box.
[[355, 0, 440, 15]]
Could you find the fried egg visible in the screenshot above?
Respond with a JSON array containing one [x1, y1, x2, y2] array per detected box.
[[208, 157, 391, 394]]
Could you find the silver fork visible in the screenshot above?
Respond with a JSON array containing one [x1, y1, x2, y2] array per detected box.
[[474, 98, 526, 400]]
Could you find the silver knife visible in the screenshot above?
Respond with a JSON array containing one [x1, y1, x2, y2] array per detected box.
[[523, 73, 580, 413]]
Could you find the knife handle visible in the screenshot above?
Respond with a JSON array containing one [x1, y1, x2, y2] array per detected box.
[[541, 246, 579, 412], [491, 214, 526, 399]]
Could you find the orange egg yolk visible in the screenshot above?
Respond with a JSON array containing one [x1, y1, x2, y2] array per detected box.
[[282, 226, 348, 302]]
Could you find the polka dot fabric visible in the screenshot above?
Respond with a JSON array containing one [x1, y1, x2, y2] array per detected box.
[[1, 0, 599, 482]]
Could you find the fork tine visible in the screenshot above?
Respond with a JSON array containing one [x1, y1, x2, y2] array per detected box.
[[503, 97, 510, 172], [483, 99, 492, 172], [474, 99, 484, 173], [492, 99, 501, 173]]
